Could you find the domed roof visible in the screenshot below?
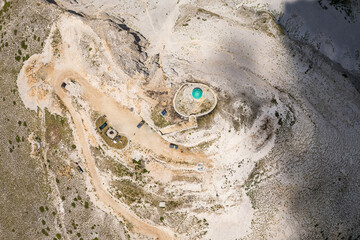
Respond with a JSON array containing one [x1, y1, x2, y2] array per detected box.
[[192, 88, 203, 99], [173, 83, 217, 118]]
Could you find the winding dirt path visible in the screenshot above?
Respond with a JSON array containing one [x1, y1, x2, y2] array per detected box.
[[49, 71, 175, 240], [44, 67, 214, 239], [52, 70, 211, 167]]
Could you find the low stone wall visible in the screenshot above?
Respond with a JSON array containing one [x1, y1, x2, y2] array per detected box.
[[160, 115, 198, 135], [173, 83, 217, 118]]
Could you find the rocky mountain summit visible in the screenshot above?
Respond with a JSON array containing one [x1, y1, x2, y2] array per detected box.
[[0, 0, 359, 239]]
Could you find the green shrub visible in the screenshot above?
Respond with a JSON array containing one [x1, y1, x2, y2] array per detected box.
[[20, 40, 28, 49], [41, 229, 48, 236]]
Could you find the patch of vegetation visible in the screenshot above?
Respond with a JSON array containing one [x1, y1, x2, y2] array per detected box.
[[197, 105, 218, 129], [45, 110, 72, 148], [51, 28, 62, 47], [197, 8, 221, 18], [150, 108, 171, 128], [41, 229, 49, 236], [20, 40, 28, 50], [0, 1, 64, 238], [0, 1, 11, 16], [193, 139, 215, 151], [113, 179, 159, 206], [95, 116, 128, 149], [132, 159, 148, 175], [112, 160, 133, 178]]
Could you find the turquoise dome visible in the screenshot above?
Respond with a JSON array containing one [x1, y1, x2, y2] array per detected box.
[[192, 88, 203, 99]]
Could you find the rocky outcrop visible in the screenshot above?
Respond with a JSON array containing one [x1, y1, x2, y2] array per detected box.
[[87, 18, 149, 78]]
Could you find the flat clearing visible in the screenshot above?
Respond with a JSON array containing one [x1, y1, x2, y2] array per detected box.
[[95, 116, 128, 150]]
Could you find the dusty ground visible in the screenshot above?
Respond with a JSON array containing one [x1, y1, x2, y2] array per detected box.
[[1, 0, 359, 239]]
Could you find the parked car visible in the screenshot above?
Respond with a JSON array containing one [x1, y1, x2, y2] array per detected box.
[[161, 109, 167, 116], [169, 143, 178, 149], [61, 82, 67, 88], [137, 120, 145, 128], [113, 135, 121, 144], [77, 166, 84, 173], [75, 162, 84, 173], [99, 122, 107, 130]]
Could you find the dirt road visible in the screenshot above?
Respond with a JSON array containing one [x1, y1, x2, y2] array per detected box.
[[45, 68, 213, 239], [52, 76, 175, 240], [52, 70, 211, 167]]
